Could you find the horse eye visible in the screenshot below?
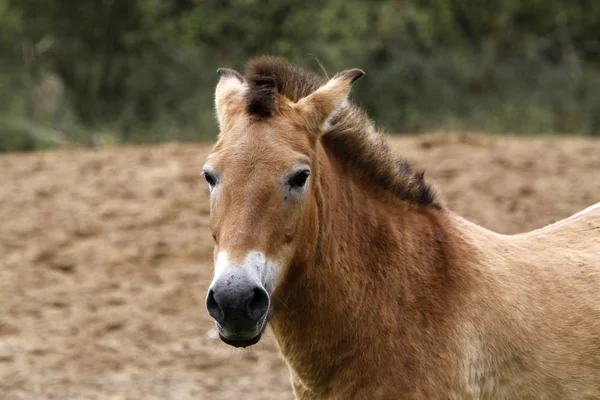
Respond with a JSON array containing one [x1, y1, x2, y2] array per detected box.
[[288, 170, 310, 189], [204, 172, 217, 187]]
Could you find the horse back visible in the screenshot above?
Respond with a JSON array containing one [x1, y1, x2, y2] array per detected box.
[[459, 203, 600, 398], [518, 202, 600, 252]]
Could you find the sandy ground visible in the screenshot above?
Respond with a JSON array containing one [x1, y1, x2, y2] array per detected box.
[[1, 133, 599, 399]]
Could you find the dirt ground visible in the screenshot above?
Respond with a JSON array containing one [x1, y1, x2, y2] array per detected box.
[[1, 133, 599, 400]]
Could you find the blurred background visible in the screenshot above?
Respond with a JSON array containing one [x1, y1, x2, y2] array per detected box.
[[1, 0, 600, 152], [1, 2, 600, 399]]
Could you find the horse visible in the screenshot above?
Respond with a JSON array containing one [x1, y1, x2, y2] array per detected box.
[[203, 56, 600, 399]]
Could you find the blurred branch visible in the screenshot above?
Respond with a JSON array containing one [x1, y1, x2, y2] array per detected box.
[[556, 11, 582, 80], [3, 117, 70, 146]]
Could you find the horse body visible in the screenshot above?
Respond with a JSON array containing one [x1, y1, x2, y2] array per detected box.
[[204, 56, 600, 399], [452, 208, 600, 400], [272, 148, 600, 399]]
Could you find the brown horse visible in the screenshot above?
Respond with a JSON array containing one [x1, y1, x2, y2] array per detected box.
[[203, 56, 600, 399]]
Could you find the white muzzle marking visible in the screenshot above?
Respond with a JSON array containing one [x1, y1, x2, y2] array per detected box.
[[210, 250, 281, 295]]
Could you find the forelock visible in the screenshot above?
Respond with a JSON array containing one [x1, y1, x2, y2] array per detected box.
[[244, 56, 324, 118]]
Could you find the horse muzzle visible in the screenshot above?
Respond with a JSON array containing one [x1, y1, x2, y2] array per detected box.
[[206, 269, 270, 347]]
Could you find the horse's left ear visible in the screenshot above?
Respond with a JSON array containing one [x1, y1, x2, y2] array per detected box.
[[295, 69, 364, 133], [215, 68, 246, 131]]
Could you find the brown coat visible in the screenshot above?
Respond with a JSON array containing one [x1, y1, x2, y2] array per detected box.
[[207, 56, 600, 399]]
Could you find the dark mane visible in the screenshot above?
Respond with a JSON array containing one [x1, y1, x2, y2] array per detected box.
[[245, 57, 325, 116], [244, 56, 440, 208]]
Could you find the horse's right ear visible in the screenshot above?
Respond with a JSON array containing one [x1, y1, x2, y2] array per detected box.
[[215, 68, 246, 131]]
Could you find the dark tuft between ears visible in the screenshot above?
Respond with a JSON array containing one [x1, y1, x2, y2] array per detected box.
[[246, 74, 276, 117], [217, 68, 244, 82], [336, 69, 365, 84]]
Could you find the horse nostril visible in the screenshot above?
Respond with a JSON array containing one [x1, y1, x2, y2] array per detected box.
[[247, 287, 269, 322], [207, 281, 269, 326], [206, 288, 224, 321]]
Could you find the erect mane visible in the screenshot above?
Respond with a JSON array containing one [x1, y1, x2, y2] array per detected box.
[[245, 57, 325, 117], [244, 56, 440, 208]]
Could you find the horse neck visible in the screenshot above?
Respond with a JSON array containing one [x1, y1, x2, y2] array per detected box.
[[269, 148, 469, 394]]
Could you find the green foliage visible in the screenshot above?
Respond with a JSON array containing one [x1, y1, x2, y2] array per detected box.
[[1, 0, 600, 152], [355, 49, 600, 134], [0, 118, 60, 152]]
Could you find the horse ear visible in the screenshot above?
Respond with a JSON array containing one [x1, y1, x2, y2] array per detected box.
[[215, 68, 246, 131], [295, 69, 364, 133]]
